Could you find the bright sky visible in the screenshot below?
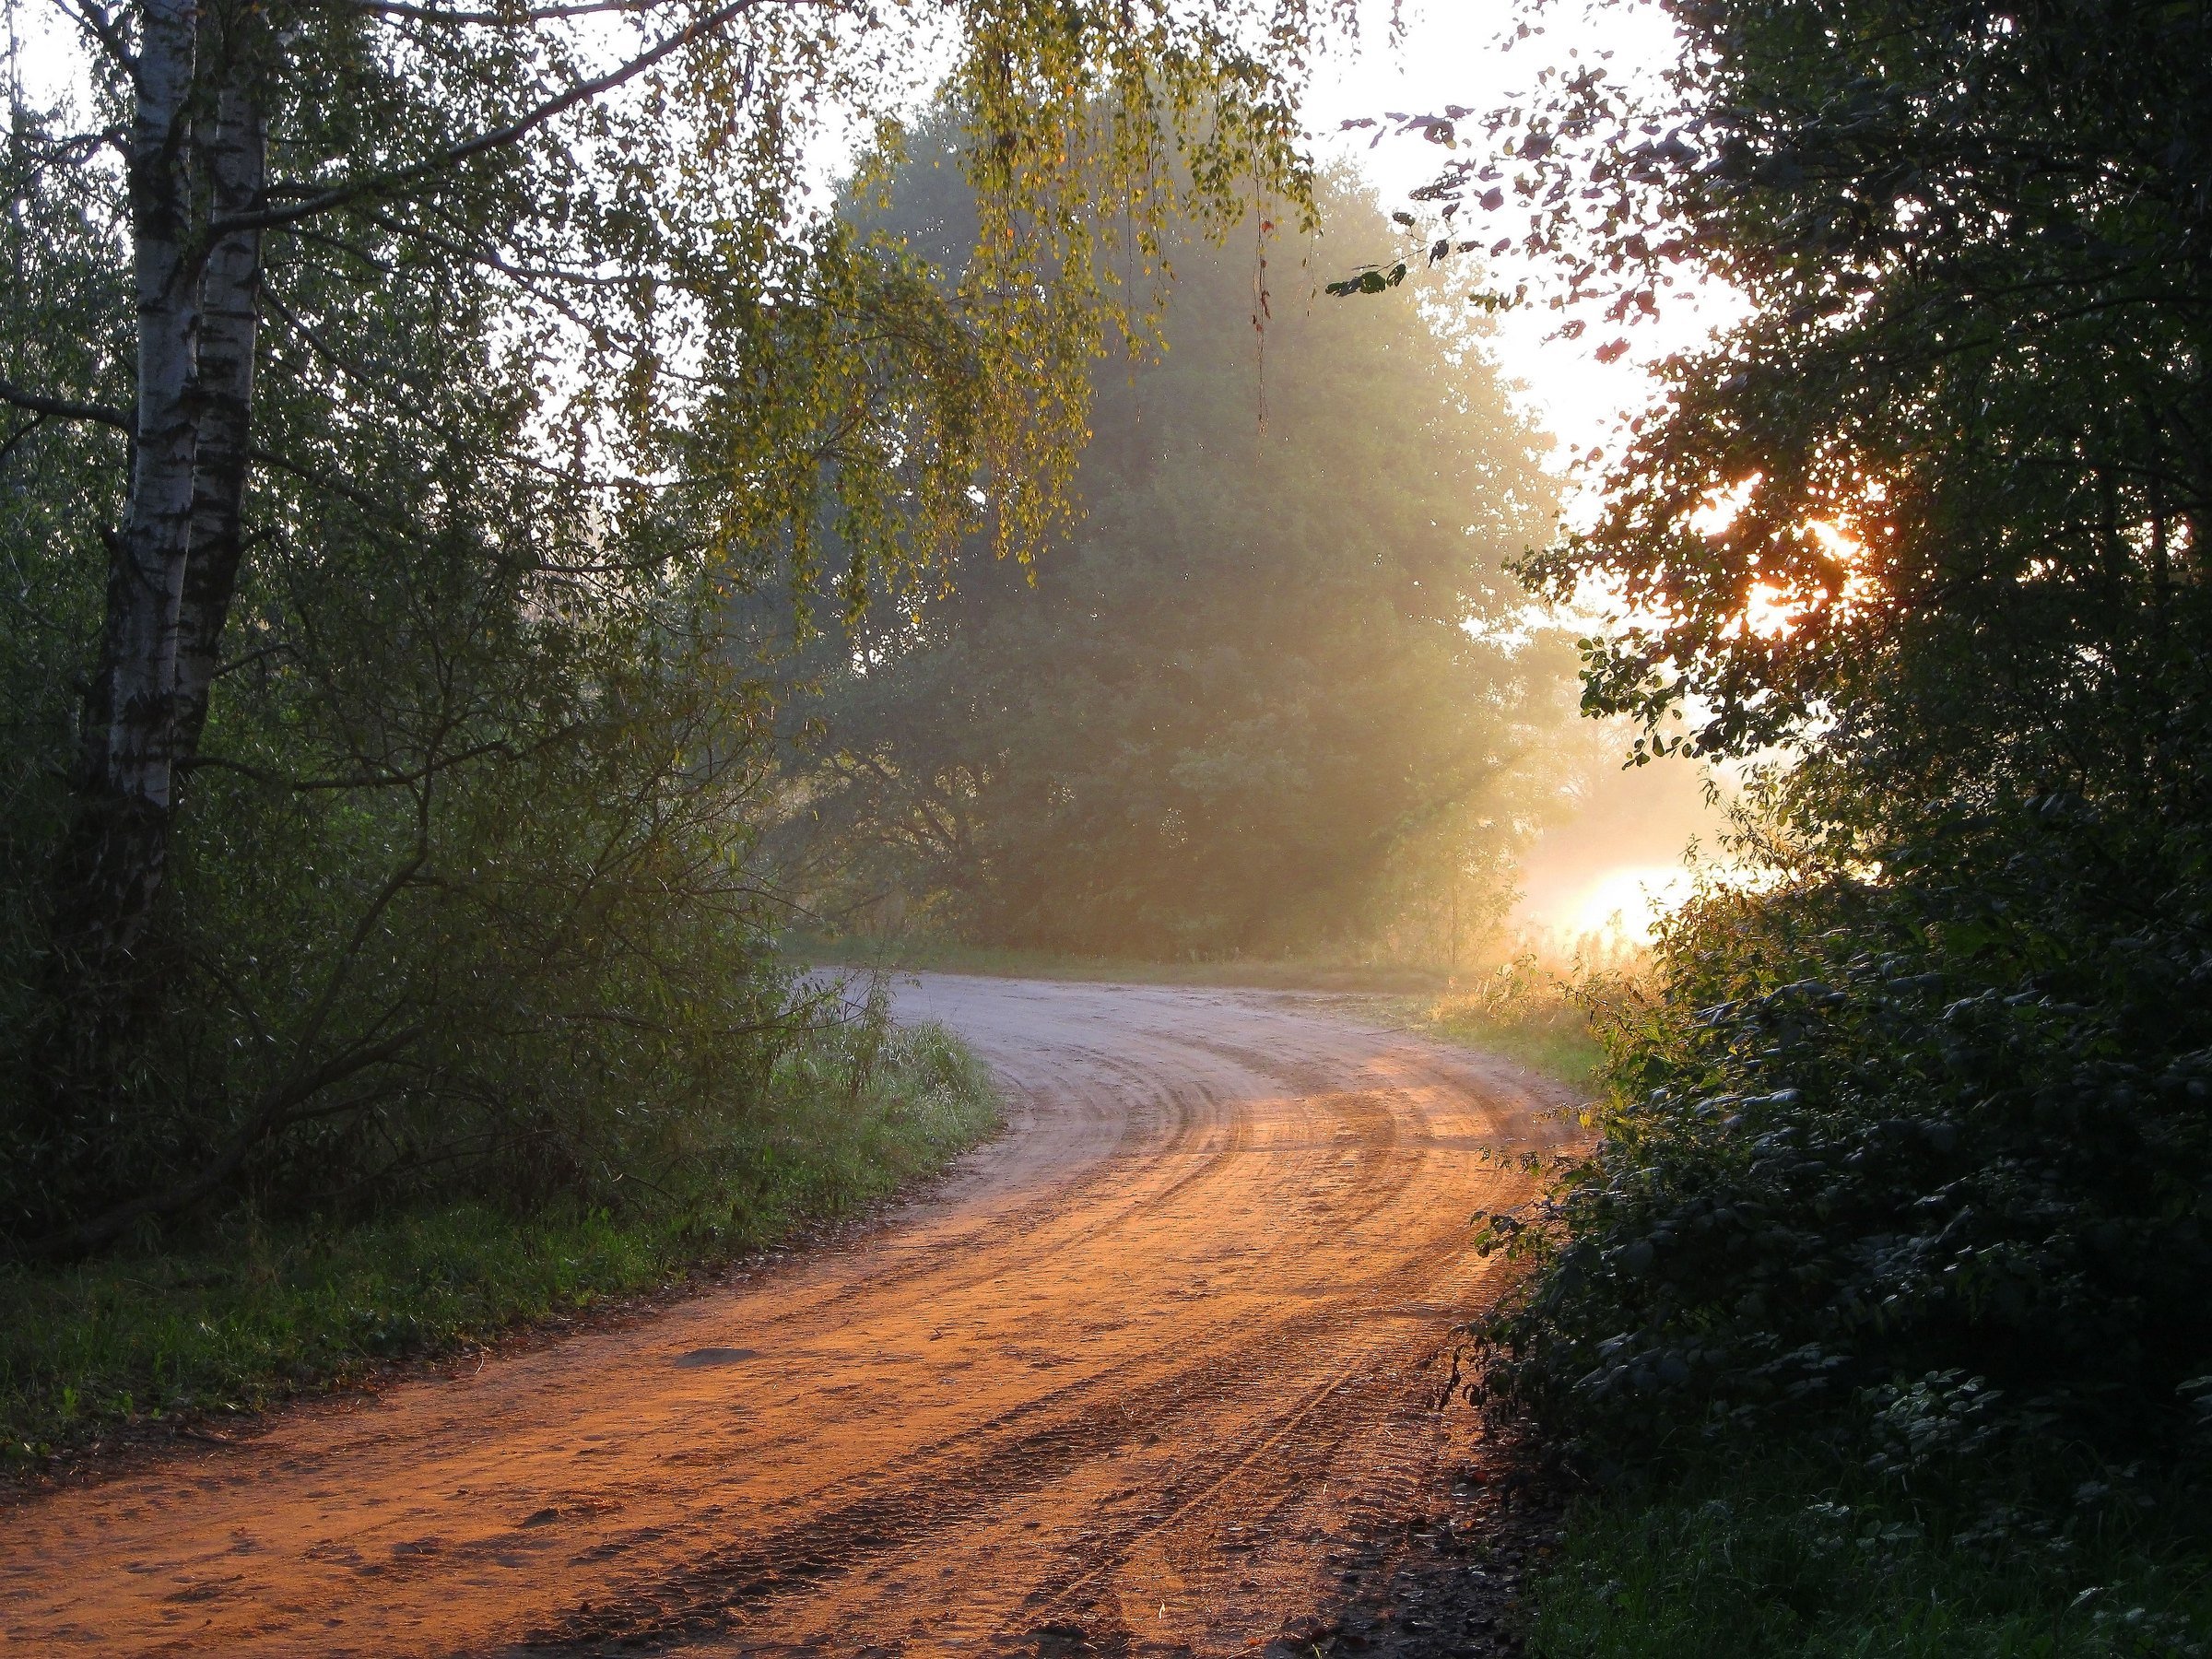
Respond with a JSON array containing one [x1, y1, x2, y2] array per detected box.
[[1298, 0, 1731, 469]]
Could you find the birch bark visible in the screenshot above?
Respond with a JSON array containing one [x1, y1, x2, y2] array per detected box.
[[49, 0, 201, 994], [173, 69, 265, 767]]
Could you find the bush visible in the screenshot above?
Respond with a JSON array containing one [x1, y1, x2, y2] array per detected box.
[[1525, 1448, 2212, 1658], [0, 1003, 998, 1454], [1475, 808, 2212, 1475], [1424, 952, 1617, 1090]]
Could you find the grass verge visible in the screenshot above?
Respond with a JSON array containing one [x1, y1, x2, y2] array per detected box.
[[0, 1020, 998, 1465], [1419, 995, 1606, 1093], [1408, 957, 1614, 1093], [1524, 1450, 2212, 1656]]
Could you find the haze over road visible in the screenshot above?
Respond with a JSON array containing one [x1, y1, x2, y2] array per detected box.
[[2, 975, 1575, 1657]]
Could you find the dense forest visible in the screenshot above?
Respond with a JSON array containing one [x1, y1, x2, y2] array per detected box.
[[777, 147, 1569, 961]]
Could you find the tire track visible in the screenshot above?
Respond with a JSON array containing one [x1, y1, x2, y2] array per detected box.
[[0, 974, 1577, 1659]]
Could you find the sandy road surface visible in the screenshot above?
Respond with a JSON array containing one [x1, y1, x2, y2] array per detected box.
[[1, 974, 1575, 1657]]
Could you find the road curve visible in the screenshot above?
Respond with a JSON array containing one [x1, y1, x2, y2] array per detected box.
[[1, 974, 1576, 1657]]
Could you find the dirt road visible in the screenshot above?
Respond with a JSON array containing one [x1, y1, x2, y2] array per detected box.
[[1, 974, 1575, 1657]]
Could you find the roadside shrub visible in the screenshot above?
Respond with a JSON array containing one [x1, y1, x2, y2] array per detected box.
[[0, 1001, 999, 1453], [1524, 1447, 2212, 1658], [1427, 951, 1618, 1089], [1475, 802, 2212, 1475]]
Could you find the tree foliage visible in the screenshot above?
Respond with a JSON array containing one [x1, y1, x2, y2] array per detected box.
[[1369, 0, 2212, 1468], [781, 152, 1566, 959], [0, 0, 1347, 1249]]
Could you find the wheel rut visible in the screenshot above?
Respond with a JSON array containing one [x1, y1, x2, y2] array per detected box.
[[0, 974, 1575, 1658]]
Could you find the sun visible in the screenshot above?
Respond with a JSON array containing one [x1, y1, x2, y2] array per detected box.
[[1566, 864, 1695, 944]]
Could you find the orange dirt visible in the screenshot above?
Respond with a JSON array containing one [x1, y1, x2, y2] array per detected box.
[[0, 974, 1576, 1657]]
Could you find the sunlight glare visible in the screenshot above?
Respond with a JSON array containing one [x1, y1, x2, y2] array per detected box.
[[1691, 475, 1761, 538], [1563, 863, 1695, 945]]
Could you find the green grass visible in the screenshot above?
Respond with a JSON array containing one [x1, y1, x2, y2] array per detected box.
[[1401, 958, 1613, 1093], [0, 1021, 999, 1462], [1419, 998, 1606, 1092], [1526, 1452, 2212, 1657]]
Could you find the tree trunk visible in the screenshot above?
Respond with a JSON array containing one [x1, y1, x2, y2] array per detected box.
[[41, 6, 263, 1102], [45, 0, 201, 1004], [174, 70, 265, 765]]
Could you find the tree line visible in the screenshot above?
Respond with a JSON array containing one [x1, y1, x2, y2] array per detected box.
[[1359, 0, 2212, 1483], [773, 133, 1572, 962]]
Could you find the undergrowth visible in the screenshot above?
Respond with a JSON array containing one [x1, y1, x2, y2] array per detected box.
[[1527, 1449, 2212, 1657], [0, 1018, 997, 1461], [1419, 953, 1616, 1092], [1478, 867, 2212, 1648]]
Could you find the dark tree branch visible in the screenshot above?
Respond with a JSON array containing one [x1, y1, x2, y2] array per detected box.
[[0, 415, 49, 467], [213, 0, 806, 237], [179, 736, 524, 792], [0, 378, 134, 434], [43, 0, 135, 74]]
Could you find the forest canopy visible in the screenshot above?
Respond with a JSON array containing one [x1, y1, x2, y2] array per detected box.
[[778, 150, 1569, 962]]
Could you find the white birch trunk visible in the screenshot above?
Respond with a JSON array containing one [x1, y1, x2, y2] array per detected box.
[[173, 71, 265, 767], [53, 0, 202, 982], [101, 0, 200, 815]]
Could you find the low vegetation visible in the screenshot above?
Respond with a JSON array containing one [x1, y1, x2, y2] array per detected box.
[[1419, 956, 1614, 1093], [1, 1012, 996, 1462], [1527, 1451, 2212, 1658], [1496, 873, 2212, 1652]]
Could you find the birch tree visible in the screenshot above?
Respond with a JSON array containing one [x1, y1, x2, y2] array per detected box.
[[0, 0, 1349, 1246]]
